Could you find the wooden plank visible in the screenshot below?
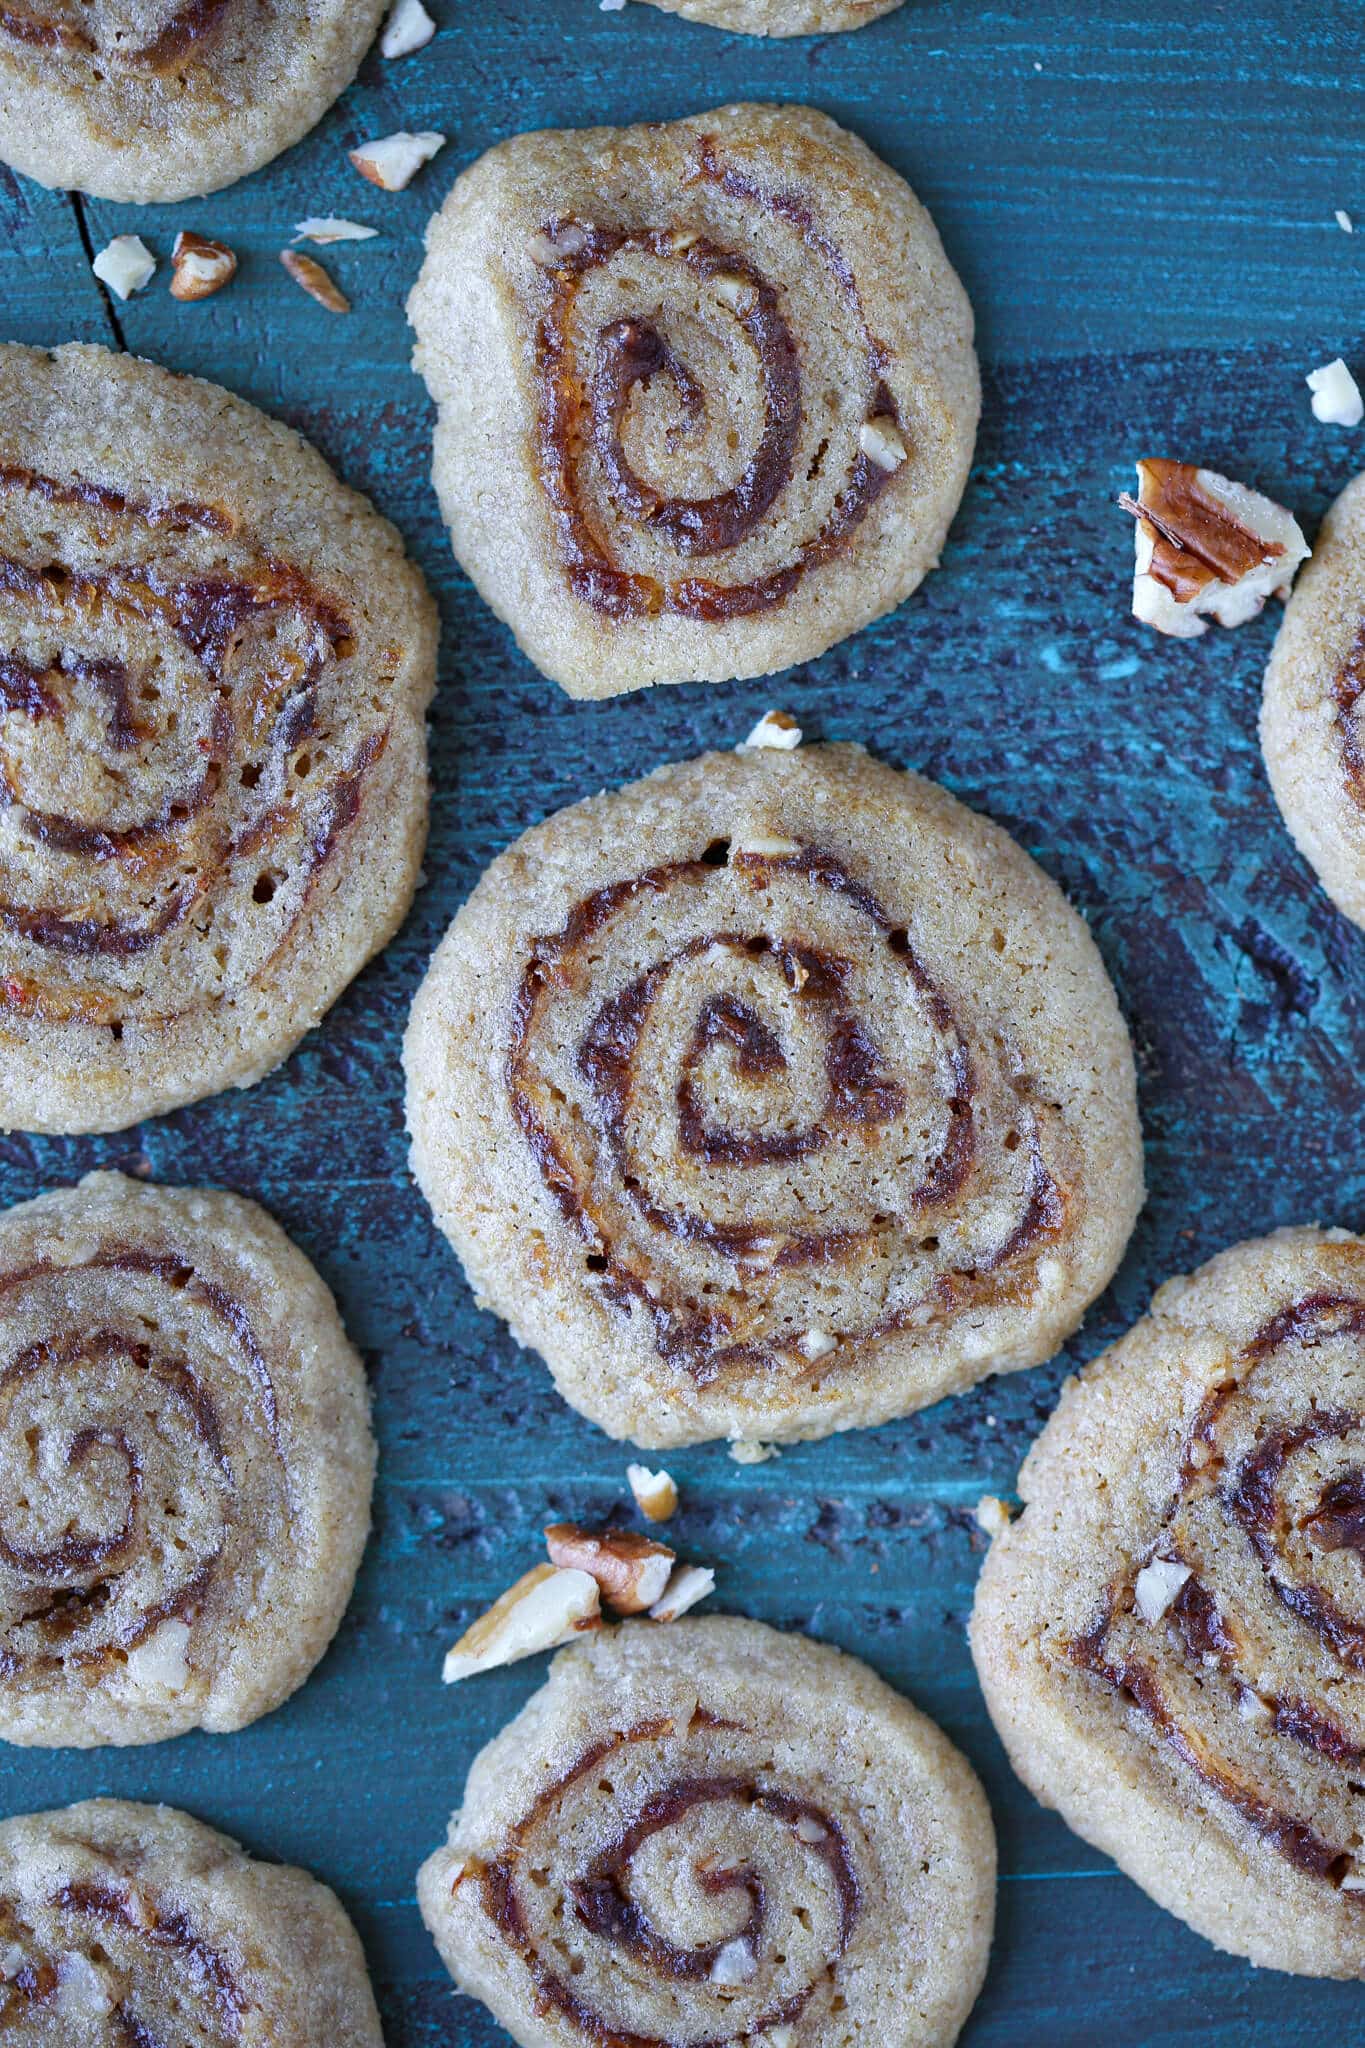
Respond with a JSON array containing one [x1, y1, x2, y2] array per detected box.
[[1, 0, 1364, 2042], [0, 172, 113, 346]]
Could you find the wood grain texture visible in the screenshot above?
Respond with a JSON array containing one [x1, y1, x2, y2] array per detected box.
[[1, 0, 1363, 2040]]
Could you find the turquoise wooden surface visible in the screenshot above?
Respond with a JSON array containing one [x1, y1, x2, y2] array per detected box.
[[1, 0, 1363, 2040]]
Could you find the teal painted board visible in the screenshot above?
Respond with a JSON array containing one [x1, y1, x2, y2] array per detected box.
[[1, 0, 1364, 2042]]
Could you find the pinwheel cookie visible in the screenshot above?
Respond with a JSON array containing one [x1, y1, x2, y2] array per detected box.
[[0, 343, 435, 1134], [635, 0, 903, 36], [408, 103, 978, 698], [0, 0, 387, 202], [405, 742, 1143, 1448], [0, 1799, 383, 2043], [419, 1617, 995, 2048], [972, 1227, 1365, 1977], [1262, 470, 1365, 929], [0, 1171, 374, 1747]]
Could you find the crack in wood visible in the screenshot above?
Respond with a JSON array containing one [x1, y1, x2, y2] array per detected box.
[[67, 189, 127, 352]]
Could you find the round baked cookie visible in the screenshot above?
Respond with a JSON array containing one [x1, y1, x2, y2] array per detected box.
[[419, 1616, 995, 2048], [0, 1798, 383, 2043], [0, 1170, 374, 1747], [405, 741, 1143, 1448], [971, 1226, 1365, 1978], [408, 103, 978, 699], [1262, 470, 1365, 929], [635, 0, 903, 35], [0, 0, 387, 204], [0, 342, 435, 1135]]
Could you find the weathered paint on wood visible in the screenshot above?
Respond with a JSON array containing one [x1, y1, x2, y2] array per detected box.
[[1, 0, 1363, 2040]]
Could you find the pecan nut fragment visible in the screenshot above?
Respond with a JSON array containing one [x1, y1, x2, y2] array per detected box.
[[170, 230, 236, 301], [280, 249, 350, 313], [544, 1522, 675, 1614], [1120, 458, 1309, 639], [627, 1463, 679, 1521]]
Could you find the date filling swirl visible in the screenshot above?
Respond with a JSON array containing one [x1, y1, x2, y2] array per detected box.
[[0, 0, 236, 73], [1331, 619, 1365, 812], [0, 1874, 247, 2042], [0, 465, 388, 1030], [508, 840, 1072, 1390], [533, 139, 909, 622], [465, 1714, 861, 2046], [1070, 1293, 1365, 1888], [0, 1245, 287, 1689]]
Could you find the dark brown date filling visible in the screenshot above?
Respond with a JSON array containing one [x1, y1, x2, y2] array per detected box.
[[1332, 619, 1365, 810], [0, 0, 234, 72], [0, 1246, 285, 1679], [471, 1719, 859, 2047], [507, 842, 1066, 1385], [0, 467, 232, 533], [1067, 1292, 1365, 1887], [0, 1880, 246, 2040], [592, 275, 800, 558], [0, 468, 385, 1026], [533, 136, 907, 623]]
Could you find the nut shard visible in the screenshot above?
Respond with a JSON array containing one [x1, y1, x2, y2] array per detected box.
[[627, 1463, 680, 1521], [442, 1565, 601, 1683], [1306, 358, 1365, 428], [349, 130, 445, 192], [91, 233, 155, 300], [380, 0, 435, 57], [280, 249, 350, 313], [543, 1522, 676, 1613], [649, 1563, 716, 1620], [1122, 458, 1310, 639], [170, 230, 237, 301], [740, 708, 802, 752]]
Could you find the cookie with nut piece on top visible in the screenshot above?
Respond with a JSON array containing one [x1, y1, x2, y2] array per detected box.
[[972, 1224, 1365, 1977], [0, 0, 389, 202], [0, 1798, 384, 2042], [0, 341, 435, 1135], [0, 1170, 375, 1749], [419, 1616, 995, 2048], [407, 102, 978, 699], [403, 736, 1143, 1449]]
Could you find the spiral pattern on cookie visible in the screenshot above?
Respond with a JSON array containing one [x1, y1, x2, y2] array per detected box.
[[420, 1618, 995, 2048], [0, 461, 384, 1029], [0, 0, 390, 204], [0, 1250, 277, 1673], [509, 837, 1073, 1388], [408, 106, 979, 698], [1070, 1291, 1365, 1889], [0, 1799, 384, 2044], [0, 1855, 251, 2041], [408, 745, 1140, 1443], [477, 1715, 859, 2043], [0, 1174, 373, 1747], [0, 345, 433, 1130], [532, 139, 910, 623]]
